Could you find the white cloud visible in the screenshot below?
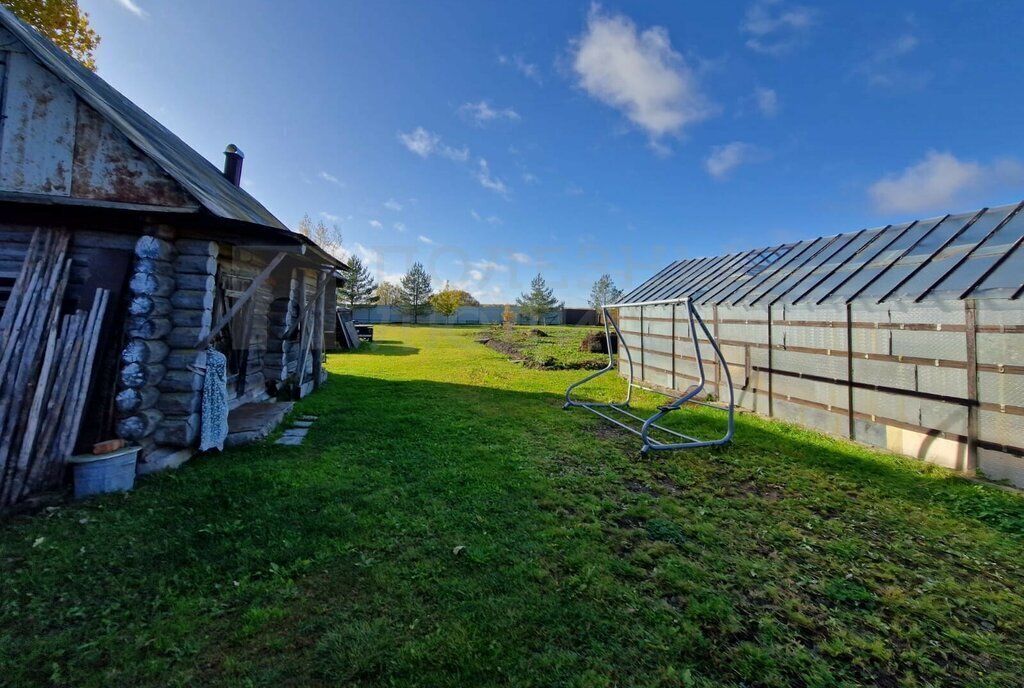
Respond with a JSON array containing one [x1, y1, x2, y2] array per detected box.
[[469, 259, 508, 273], [741, 1, 817, 56], [459, 100, 521, 125], [705, 142, 760, 179], [522, 172, 539, 184], [319, 171, 344, 186], [571, 5, 714, 145], [754, 87, 778, 117], [397, 127, 469, 161], [564, 184, 584, 196], [115, 0, 146, 17], [418, 234, 436, 245], [470, 210, 502, 224], [393, 222, 407, 232], [476, 159, 510, 195], [868, 151, 1024, 213], [383, 198, 403, 211], [368, 219, 383, 229], [498, 54, 542, 84], [351, 242, 382, 266], [510, 252, 532, 264], [468, 269, 484, 281], [857, 34, 929, 90], [319, 211, 340, 222]]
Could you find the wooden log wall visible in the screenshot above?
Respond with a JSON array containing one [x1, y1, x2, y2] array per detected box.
[[264, 268, 300, 385], [115, 234, 176, 455], [216, 247, 273, 409], [151, 237, 218, 448]]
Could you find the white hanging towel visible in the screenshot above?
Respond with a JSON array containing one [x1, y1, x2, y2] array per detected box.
[[199, 349, 229, 451]]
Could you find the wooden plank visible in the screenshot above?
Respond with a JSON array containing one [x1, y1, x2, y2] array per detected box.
[[194, 252, 285, 349], [965, 299, 978, 474]]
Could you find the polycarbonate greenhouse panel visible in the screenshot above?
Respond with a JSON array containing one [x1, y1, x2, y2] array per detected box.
[[897, 205, 1019, 300], [616, 200, 1023, 307]]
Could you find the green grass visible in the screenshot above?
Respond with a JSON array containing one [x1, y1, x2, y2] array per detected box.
[[475, 324, 608, 369], [2, 325, 1024, 687]]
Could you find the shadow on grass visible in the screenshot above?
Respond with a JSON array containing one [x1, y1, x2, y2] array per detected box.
[[364, 343, 419, 356], [311, 371, 1024, 537]]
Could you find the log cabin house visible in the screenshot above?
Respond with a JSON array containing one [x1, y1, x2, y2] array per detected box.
[[0, 7, 342, 493]]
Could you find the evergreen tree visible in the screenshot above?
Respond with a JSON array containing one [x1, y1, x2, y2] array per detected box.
[[516, 273, 559, 324], [399, 262, 433, 323], [589, 274, 623, 321], [339, 255, 377, 309]]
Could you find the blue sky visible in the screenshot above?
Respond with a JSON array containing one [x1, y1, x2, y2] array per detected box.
[[84, 1, 1023, 305]]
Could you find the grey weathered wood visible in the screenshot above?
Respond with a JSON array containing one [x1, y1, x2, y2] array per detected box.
[[195, 252, 286, 349], [115, 385, 160, 414], [134, 258, 175, 276], [174, 254, 218, 275], [160, 369, 203, 392], [130, 272, 175, 297], [167, 326, 207, 349], [174, 273, 215, 292], [157, 392, 201, 416], [120, 362, 167, 388], [154, 413, 199, 446], [171, 289, 214, 311], [135, 236, 177, 261], [164, 349, 202, 371], [175, 239, 219, 257], [126, 316, 172, 340], [965, 299, 978, 474], [128, 294, 172, 317], [116, 409, 163, 441], [122, 338, 170, 365], [171, 308, 213, 329]]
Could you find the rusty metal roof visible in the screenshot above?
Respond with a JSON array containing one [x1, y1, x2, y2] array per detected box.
[[0, 5, 285, 231], [618, 201, 1024, 306]]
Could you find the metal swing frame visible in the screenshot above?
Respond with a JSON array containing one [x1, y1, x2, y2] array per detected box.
[[563, 297, 735, 455]]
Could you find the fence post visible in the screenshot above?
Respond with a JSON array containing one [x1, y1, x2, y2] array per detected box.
[[846, 303, 855, 439], [671, 303, 677, 391], [713, 304, 721, 399], [965, 299, 978, 474], [767, 304, 774, 418], [639, 305, 645, 383]]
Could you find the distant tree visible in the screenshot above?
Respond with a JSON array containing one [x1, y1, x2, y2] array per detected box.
[[3, 0, 99, 70], [375, 281, 402, 306], [339, 255, 377, 309], [399, 262, 433, 323], [296, 213, 343, 259], [516, 273, 559, 324], [450, 290, 480, 307], [589, 274, 623, 322], [430, 282, 463, 324]]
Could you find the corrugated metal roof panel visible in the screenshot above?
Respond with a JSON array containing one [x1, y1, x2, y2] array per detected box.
[[0, 6, 286, 230], [616, 201, 1024, 306]]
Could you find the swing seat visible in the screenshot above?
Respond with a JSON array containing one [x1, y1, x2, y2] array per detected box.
[[563, 298, 735, 455]]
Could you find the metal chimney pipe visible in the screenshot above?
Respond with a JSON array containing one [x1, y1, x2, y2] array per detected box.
[[223, 144, 244, 186]]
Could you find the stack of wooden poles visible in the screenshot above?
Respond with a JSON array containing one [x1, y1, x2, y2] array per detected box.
[[0, 229, 109, 508]]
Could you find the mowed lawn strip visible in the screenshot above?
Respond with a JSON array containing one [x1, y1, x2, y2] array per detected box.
[[1, 325, 1023, 687]]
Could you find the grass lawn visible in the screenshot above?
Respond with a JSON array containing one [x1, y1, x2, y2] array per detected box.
[[2, 325, 1024, 687]]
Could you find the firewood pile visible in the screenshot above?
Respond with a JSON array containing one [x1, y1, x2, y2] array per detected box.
[[0, 229, 109, 508]]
